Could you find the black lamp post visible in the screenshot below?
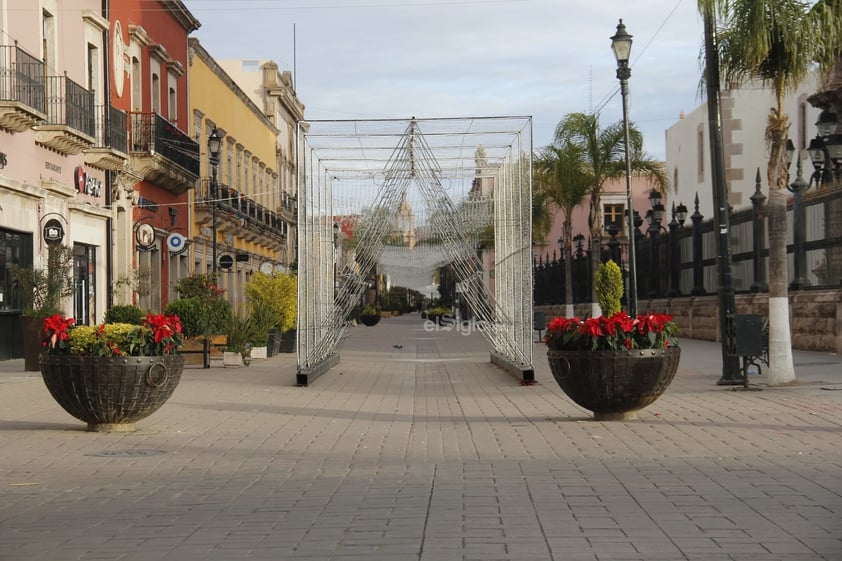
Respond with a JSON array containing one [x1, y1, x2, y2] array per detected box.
[[690, 194, 706, 296], [611, 18, 637, 317], [207, 128, 222, 275], [808, 112, 842, 186], [750, 169, 767, 293]]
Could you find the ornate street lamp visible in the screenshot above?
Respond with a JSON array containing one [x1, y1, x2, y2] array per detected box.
[[611, 18, 637, 316], [207, 128, 223, 275]]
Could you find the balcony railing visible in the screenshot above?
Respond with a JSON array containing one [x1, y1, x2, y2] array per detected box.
[[43, 74, 95, 136], [93, 104, 127, 152], [199, 178, 287, 241], [129, 112, 199, 176], [0, 43, 46, 132]]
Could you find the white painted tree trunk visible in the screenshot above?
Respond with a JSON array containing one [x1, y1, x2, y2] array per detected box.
[[766, 296, 796, 385]]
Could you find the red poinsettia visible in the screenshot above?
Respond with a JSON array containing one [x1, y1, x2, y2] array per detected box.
[[544, 311, 678, 351], [40, 313, 184, 357], [41, 314, 75, 353]]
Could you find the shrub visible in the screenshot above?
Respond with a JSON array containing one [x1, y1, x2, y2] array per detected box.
[[244, 272, 297, 334], [104, 304, 145, 325], [165, 296, 232, 338], [595, 260, 623, 316]]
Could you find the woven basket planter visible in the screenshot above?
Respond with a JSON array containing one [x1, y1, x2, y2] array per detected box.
[[40, 355, 184, 432], [547, 347, 680, 421]]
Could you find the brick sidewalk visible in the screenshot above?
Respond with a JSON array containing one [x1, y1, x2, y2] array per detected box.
[[1, 314, 840, 560]]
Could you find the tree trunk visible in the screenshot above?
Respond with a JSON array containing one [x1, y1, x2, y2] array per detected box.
[[765, 188, 795, 384], [563, 219, 574, 318]]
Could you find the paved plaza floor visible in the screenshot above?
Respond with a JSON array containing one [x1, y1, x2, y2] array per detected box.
[[1, 313, 841, 561]]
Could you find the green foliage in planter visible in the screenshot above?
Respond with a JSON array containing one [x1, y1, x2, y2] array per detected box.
[[104, 305, 145, 325], [360, 304, 379, 316], [225, 314, 254, 358], [165, 296, 232, 338], [166, 273, 233, 337], [9, 244, 75, 317], [68, 323, 145, 356], [428, 306, 450, 317], [244, 272, 297, 334], [595, 259, 624, 316]]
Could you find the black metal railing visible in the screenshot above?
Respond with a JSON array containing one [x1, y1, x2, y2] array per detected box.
[[43, 74, 95, 136], [92, 104, 128, 152], [199, 178, 287, 240], [534, 183, 842, 305], [0, 43, 45, 113], [129, 112, 200, 176]]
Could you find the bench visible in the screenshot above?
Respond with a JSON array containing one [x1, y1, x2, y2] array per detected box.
[[180, 335, 228, 368], [726, 314, 769, 387]]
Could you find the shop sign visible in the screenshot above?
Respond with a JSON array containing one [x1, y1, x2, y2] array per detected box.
[[166, 233, 187, 255], [43, 219, 65, 244], [135, 223, 156, 250], [74, 166, 103, 197]]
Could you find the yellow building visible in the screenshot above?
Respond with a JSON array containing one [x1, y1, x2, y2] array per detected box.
[[188, 38, 288, 312]]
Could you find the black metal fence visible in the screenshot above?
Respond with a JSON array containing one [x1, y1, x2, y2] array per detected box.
[[534, 183, 842, 305]]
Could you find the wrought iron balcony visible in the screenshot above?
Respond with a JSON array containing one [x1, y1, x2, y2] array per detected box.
[[129, 112, 199, 194], [32, 73, 96, 154], [0, 43, 46, 132], [196, 178, 287, 249], [83, 104, 128, 170]]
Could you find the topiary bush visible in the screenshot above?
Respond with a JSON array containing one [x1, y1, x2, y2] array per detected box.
[[595, 259, 624, 316], [165, 296, 232, 338]]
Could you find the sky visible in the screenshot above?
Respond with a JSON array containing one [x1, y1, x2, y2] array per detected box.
[[185, 0, 708, 161]]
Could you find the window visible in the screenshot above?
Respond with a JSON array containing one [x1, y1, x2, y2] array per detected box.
[[603, 203, 625, 234], [0, 228, 33, 311], [42, 9, 56, 72], [131, 56, 141, 111], [87, 43, 98, 92], [151, 73, 160, 113], [168, 87, 176, 121]]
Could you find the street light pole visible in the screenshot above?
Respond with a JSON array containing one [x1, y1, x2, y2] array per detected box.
[[611, 18, 638, 317], [207, 128, 222, 275]]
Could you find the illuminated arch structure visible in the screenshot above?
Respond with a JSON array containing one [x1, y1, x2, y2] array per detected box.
[[296, 116, 533, 385]]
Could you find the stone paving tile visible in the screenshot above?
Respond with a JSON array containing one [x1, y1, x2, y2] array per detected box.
[[1, 320, 841, 560]]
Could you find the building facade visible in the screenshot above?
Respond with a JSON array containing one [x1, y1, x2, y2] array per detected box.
[[108, 0, 200, 311], [189, 39, 289, 313], [665, 76, 823, 218], [216, 58, 304, 270], [0, 0, 113, 359]]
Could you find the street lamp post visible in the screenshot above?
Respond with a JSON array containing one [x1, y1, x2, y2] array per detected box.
[[668, 201, 687, 297], [808, 112, 842, 186], [207, 128, 222, 275], [611, 18, 638, 317]]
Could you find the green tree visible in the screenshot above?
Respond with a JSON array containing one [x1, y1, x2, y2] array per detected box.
[[533, 141, 593, 315], [552, 112, 668, 314], [699, 0, 841, 385]]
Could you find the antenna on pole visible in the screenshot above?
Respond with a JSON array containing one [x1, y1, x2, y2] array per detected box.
[[292, 23, 297, 90]]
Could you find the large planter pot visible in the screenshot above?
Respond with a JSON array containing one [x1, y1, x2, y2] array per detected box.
[[278, 329, 296, 353], [21, 316, 44, 372], [358, 314, 381, 327], [39, 355, 184, 432], [547, 347, 680, 421]]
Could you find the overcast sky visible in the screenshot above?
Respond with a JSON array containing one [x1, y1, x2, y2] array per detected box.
[[186, 0, 706, 161]]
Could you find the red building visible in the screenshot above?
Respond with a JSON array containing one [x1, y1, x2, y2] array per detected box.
[[108, 1, 200, 311]]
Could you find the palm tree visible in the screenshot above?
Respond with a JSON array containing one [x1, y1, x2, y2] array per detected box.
[[699, 0, 842, 385], [553, 112, 667, 315], [534, 142, 594, 316]]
